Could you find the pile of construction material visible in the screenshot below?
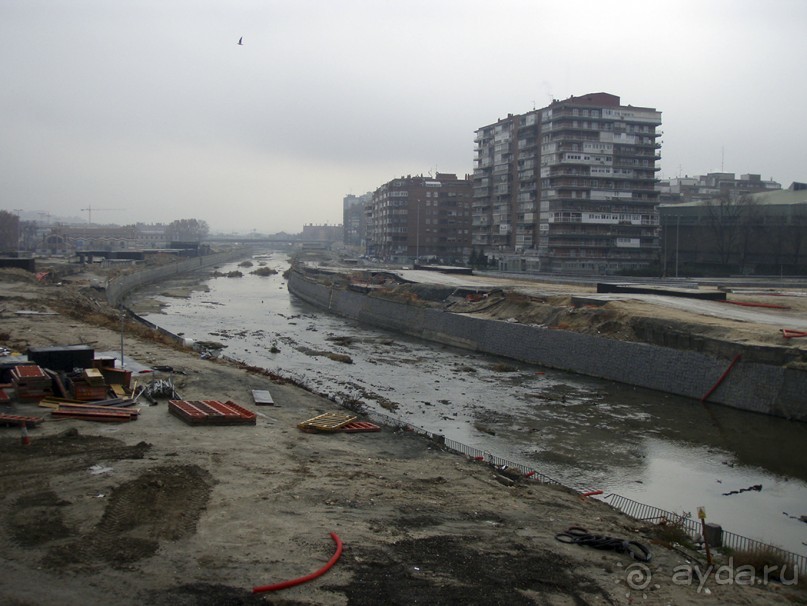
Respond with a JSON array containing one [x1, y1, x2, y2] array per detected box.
[[0, 345, 143, 424], [168, 399, 256, 426], [11, 365, 53, 402], [39, 366, 141, 422]]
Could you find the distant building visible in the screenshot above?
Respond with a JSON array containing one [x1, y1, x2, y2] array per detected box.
[[658, 172, 781, 204], [301, 223, 342, 243], [473, 92, 662, 274], [41, 223, 170, 255], [343, 192, 371, 248], [660, 182, 807, 275], [42, 225, 141, 255], [365, 173, 473, 263], [0, 212, 20, 253]]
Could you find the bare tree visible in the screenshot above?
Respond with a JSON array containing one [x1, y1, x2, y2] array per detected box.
[[704, 193, 758, 268], [165, 219, 209, 242], [737, 195, 763, 273], [790, 210, 805, 269]]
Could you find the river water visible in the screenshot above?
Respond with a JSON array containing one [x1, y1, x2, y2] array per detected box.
[[129, 252, 807, 556]]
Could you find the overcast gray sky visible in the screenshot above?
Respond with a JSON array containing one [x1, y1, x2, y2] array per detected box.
[[2, 0, 805, 233]]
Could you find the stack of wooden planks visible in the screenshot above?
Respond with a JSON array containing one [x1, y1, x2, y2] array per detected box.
[[39, 396, 140, 422]]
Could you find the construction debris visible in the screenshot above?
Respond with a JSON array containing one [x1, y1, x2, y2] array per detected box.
[[51, 407, 138, 422], [11, 365, 53, 402], [168, 399, 257, 426], [340, 421, 381, 433], [0, 412, 45, 428], [252, 389, 274, 405], [297, 412, 357, 433], [142, 376, 180, 403], [2, 344, 265, 430]]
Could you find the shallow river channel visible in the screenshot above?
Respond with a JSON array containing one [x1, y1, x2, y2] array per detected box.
[[129, 253, 807, 556]]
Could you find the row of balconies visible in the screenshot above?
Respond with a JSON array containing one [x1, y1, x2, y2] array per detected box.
[[547, 238, 657, 249], [541, 186, 658, 198], [543, 123, 659, 139], [548, 249, 659, 260], [547, 224, 659, 236]]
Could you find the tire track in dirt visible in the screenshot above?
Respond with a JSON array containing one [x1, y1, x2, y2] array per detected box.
[[52, 464, 214, 569]]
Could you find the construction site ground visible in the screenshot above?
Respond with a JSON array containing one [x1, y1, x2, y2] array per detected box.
[[0, 264, 805, 605]]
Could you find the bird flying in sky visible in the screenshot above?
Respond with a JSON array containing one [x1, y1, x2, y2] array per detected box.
[[237, 37, 243, 45]]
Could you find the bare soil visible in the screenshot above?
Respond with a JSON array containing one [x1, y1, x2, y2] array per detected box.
[[0, 266, 804, 605]]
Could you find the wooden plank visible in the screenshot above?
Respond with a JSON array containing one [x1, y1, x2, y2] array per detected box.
[[55, 403, 140, 417], [83, 368, 106, 386], [110, 384, 127, 398], [297, 412, 356, 432], [51, 409, 133, 422]]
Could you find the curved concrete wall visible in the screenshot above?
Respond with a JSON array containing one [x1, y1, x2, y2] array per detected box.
[[106, 248, 250, 307], [289, 269, 807, 422]]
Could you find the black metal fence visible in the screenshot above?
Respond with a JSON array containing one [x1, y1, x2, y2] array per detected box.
[[360, 407, 807, 575]]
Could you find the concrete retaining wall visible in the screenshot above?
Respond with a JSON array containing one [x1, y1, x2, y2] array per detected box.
[[106, 248, 250, 307], [289, 269, 807, 422]]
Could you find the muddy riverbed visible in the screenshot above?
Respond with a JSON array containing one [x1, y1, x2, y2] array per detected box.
[[128, 254, 807, 556]]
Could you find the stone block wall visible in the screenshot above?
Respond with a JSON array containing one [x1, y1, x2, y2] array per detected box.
[[289, 269, 807, 421], [106, 248, 250, 307]]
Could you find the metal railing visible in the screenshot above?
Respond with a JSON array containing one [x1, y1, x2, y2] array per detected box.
[[603, 493, 807, 575], [343, 403, 807, 574]]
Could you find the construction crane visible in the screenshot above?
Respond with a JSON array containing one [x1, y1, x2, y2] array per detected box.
[[80, 205, 125, 225]]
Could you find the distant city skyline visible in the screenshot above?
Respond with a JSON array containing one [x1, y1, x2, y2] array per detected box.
[[2, 1, 805, 233]]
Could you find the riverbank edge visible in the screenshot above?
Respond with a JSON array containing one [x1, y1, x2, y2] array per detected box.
[[287, 266, 807, 422], [101, 254, 807, 573]]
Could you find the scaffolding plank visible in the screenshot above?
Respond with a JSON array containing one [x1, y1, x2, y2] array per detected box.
[[297, 412, 356, 432]]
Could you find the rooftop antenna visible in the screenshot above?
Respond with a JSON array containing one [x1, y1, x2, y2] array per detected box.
[[721, 146, 725, 172]]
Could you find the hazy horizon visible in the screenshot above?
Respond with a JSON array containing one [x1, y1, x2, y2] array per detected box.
[[3, 0, 805, 233]]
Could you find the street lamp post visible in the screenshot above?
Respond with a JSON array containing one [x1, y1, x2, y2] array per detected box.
[[415, 199, 420, 260], [675, 215, 680, 278]]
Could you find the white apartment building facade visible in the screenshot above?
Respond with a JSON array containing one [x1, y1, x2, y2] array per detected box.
[[473, 92, 662, 274]]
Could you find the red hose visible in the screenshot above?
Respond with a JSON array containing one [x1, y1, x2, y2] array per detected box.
[[252, 532, 343, 594], [700, 354, 741, 403]]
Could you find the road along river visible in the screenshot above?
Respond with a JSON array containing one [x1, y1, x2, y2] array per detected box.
[[128, 253, 807, 556]]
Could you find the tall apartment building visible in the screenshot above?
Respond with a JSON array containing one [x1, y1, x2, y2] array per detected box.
[[343, 192, 372, 248], [473, 92, 662, 273], [365, 173, 472, 263]]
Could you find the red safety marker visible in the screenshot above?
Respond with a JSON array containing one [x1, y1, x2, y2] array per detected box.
[[20, 423, 30, 446]]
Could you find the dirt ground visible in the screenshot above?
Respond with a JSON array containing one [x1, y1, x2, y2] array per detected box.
[[0, 266, 805, 605]]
